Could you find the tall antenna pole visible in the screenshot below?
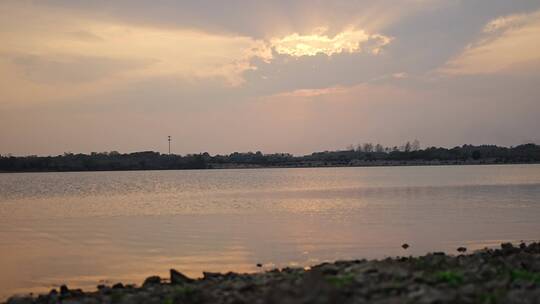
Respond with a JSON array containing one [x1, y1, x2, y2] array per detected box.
[[168, 136, 171, 155]]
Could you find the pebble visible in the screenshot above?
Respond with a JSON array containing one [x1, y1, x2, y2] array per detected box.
[[170, 269, 194, 285]]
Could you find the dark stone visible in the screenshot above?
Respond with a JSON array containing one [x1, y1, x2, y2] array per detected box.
[[6, 296, 33, 304], [203, 271, 222, 279], [501, 243, 514, 251], [37, 294, 50, 303], [170, 269, 194, 285], [501, 243, 518, 255], [59, 285, 69, 295], [142, 275, 161, 286], [256, 263, 263, 267], [457, 247, 467, 253], [365, 267, 379, 274], [224, 272, 240, 279], [402, 243, 410, 249], [70, 289, 84, 297], [501, 243, 514, 249], [112, 283, 124, 289]]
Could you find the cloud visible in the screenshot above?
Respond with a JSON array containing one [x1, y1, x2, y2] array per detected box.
[[270, 27, 391, 57], [482, 12, 538, 33], [9, 54, 151, 84], [272, 86, 348, 98], [2, 20, 272, 84], [441, 10, 540, 75], [0, 2, 278, 105], [391, 72, 408, 79], [0, 2, 397, 106]]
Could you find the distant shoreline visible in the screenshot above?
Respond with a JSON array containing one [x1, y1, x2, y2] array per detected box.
[[1, 160, 539, 174], [2, 144, 539, 173], [4, 242, 540, 304]]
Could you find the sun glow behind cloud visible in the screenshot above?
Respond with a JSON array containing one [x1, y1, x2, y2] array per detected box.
[[270, 28, 391, 57], [0, 1, 396, 106]]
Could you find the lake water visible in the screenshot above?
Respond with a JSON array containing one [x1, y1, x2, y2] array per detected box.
[[1, 165, 540, 300]]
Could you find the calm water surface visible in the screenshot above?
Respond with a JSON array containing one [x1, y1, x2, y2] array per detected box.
[[1, 165, 540, 299]]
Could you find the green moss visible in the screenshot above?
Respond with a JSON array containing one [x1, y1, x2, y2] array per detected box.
[[174, 285, 195, 295], [327, 273, 355, 288], [510, 270, 540, 283], [435, 270, 464, 286], [479, 289, 506, 304], [480, 293, 498, 304], [163, 298, 174, 304], [110, 291, 125, 303], [170, 285, 200, 302]]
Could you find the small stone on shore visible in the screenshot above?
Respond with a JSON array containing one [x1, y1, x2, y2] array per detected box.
[[142, 275, 161, 287], [170, 269, 194, 285], [59, 285, 69, 295]]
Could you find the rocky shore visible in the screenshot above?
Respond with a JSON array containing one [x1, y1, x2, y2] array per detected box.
[[5, 242, 540, 304]]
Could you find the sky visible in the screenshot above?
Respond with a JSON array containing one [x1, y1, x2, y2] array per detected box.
[[1, 0, 540, 156]]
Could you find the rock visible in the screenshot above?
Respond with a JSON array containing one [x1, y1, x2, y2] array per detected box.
[[408, 286, 455, 304], [459, 284, 476, 296], [142, 275, 161, 287], [501, 242, 514, 249], [70, 288, 84, 297], [457, 247, 467, 253], [112, 283, 124, 289], [318, 263, 339, 275], [363, 267, 378, 274], [501, 242, 518, 255], [37, 294, 51, 303], [60, 284, 69, 295], [6, 296, 33, 304], [402, 243, 410, 250], [170, 269, 194, 285], [203, 271, 222, 279], [256, 263, 263, 267], [97, 284, 112, 295]]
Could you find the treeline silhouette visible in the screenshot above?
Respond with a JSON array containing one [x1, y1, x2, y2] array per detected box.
[[1, 143, 539, 172]]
